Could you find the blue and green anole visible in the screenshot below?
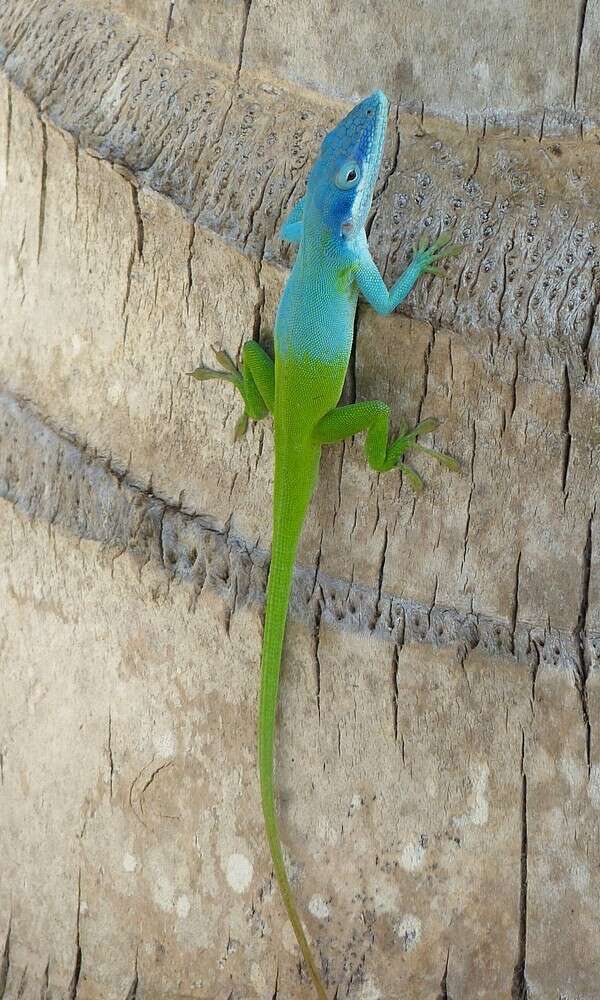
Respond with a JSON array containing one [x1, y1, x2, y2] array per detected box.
[[191, 90, 460, 998]]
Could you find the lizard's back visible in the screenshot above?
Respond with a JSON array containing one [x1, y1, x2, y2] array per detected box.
[[273, 240, 358, 432]]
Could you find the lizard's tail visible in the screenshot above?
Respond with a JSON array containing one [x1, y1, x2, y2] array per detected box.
[[258, 465, 328, 1000]]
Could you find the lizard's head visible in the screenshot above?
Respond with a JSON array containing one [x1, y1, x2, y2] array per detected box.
[[306, 90, 388, 242]]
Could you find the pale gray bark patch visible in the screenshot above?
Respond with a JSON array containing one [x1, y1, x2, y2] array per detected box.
[[2, 389, 598, 677]]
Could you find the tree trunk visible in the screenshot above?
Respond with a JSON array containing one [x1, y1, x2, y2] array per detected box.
[[1, 2, 599, 998]]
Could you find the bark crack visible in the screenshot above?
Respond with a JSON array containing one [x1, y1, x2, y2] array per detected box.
[[37, 120, 48, 264], [575, 507, 594, 775], [459, 421, 476, 578], [344, 308, 359, 405], [573, 0, 590, 109], [511, 551, 522, 653], [251, 258, 265, 345], [312, 590, 323, 722], [511, 733, 529, 1000], [465, 142, 481, 187], [139, 759, 174, 817], [0, 917, 10, 999], [236, 0, 253, 85], [561, 364, 572, 495], [73, 140, 79, 221], [131, 185, 145, 262], [107, 707, 115, 800], [185, 223, 195, 317], [4, 83, 11, 183], [243, 163, 275, 254], [123, 184, 145, 331], [370, 524, 388, 630], [40, 960, 50, 1000], [437, 947, 450, 1000], [271, 961, 279, 999], [124, 950, 138, 999], [165, 0, 175, 42], [391, 644, 399, 743], [15, 969, 26, 999], [67, 871, 82, 1000]]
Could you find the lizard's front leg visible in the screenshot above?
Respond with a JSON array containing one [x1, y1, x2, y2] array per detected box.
[[356, 231, 462, 315], [280, 196, 304, 244], [312, 401, 458, 492], [189, 341, 274, 439]]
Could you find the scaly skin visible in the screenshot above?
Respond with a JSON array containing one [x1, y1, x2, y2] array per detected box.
[[191, 90, 461, 998]]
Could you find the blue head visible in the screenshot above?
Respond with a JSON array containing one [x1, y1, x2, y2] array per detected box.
[[304, 91, 388, 243]]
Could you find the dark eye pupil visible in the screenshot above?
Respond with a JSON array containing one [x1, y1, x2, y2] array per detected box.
[[347, 170, 356, 181]]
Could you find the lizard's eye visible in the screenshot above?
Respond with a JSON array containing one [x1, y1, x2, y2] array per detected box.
[[335, 160, 361, 190]]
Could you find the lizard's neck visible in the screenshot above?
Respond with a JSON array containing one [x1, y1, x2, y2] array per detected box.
[[298, 213, 356, 270]]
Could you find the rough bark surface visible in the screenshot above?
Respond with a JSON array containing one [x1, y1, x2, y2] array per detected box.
[[0, 3, 599, 999]]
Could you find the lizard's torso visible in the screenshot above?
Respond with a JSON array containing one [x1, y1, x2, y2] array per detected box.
[[273, 235, 359, 436]]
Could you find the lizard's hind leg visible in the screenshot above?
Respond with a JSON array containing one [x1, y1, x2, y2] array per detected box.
[[189, 341, 275, 439], [313, 400, 458, 491]]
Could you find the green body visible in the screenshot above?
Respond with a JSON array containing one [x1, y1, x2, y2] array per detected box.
[[191, 90, 460, 998]]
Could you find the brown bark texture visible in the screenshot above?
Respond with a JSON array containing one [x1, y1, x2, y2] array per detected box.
[[0, 2, 599, 998]]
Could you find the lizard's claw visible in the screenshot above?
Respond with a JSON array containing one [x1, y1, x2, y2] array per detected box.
[[188, 347, 258, 441], [384, 415, 460, 490], [414, 229, 462, 278], [412, 443, 461, 472], [404, 417, 460, 473], [211, 348, 239, 373], [187, 347, 243, 388], [234, 411, 249, 440], [397, 463, 424, 493]]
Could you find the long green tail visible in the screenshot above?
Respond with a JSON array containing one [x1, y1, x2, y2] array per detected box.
[[257, 462, 328, 1000]]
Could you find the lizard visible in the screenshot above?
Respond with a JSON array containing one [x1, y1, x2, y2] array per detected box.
[[190, 90, 461, 999]]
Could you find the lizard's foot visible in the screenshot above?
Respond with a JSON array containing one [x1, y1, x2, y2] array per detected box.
[[188, 347, 243, 390], [188, 348, 253, 439], [378, 417, 460, 491], [412, 231, 462, 278]]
